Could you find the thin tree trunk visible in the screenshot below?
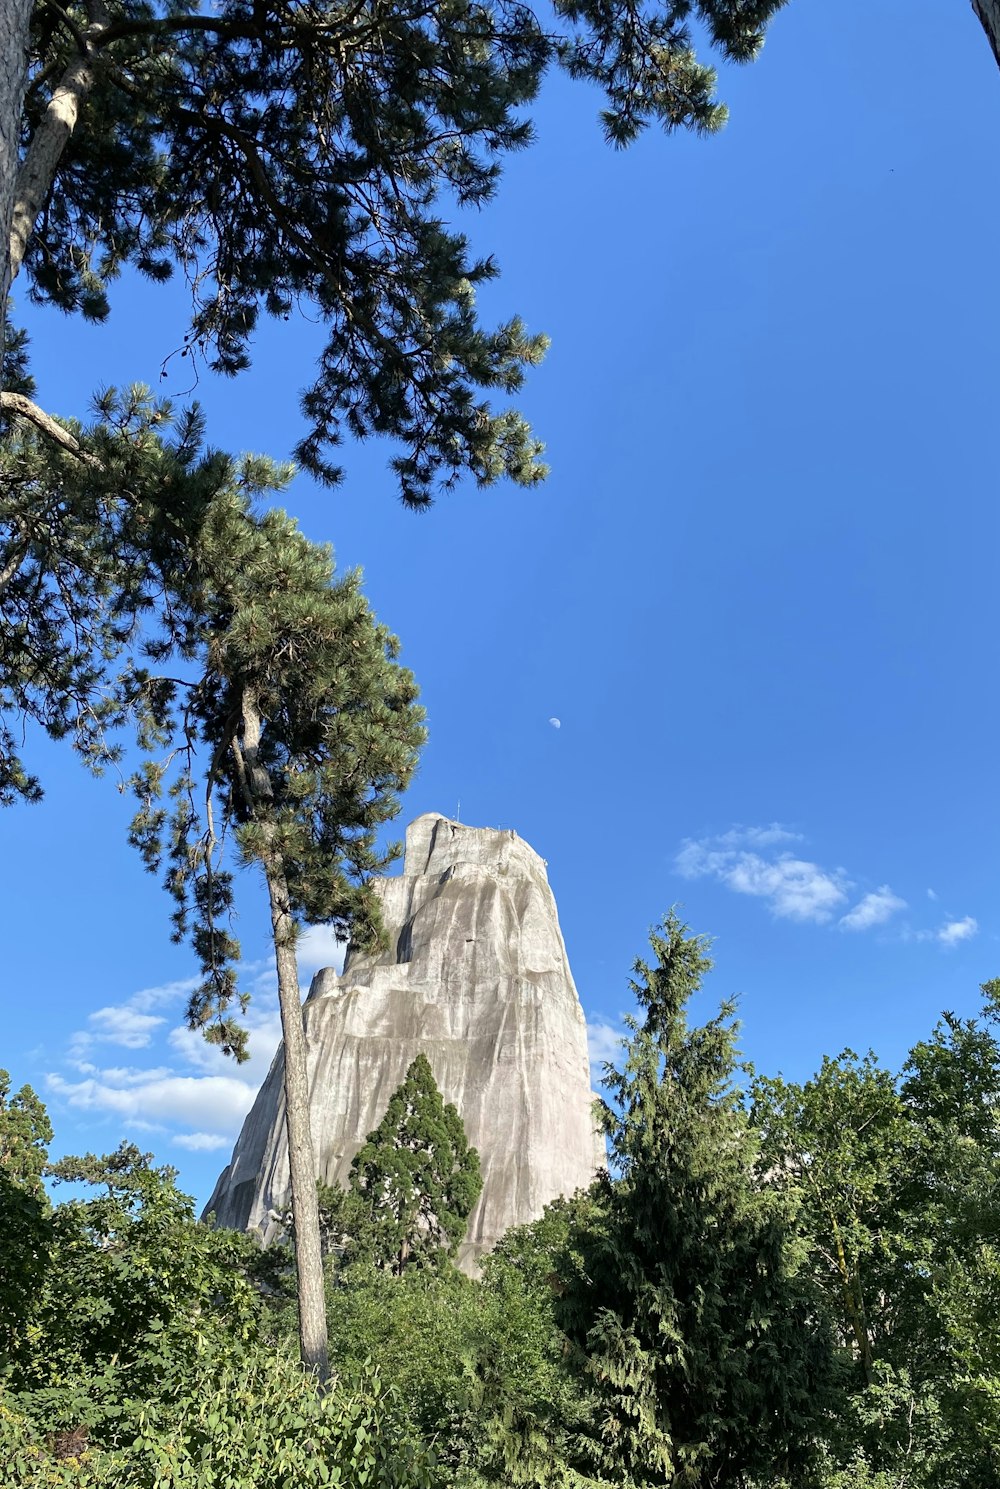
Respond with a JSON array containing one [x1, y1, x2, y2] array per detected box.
[[0, 0, 33, 367], [235, 691, 330, 1383], [265, 851, 331, 1383], [973, 0, 1000, 68]]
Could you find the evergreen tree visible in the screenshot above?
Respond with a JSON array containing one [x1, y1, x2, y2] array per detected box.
[[0, 374, 283, 803], [343, 1053, 482, 1274], [2, 0, 789, 502], [560, 912, 831, 1487], [128, 495, 425, 1379], [0, 1070, 53, 1369]]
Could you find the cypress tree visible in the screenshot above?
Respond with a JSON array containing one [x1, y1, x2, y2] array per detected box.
[[560, 911, 831, 1486], [346, 1053, 483, 1274]]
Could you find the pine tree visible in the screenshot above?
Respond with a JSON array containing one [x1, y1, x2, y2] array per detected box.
[[344, 1054, 482, 1274], [0, 370, 280, 803], [2, 1, 789, 502], [127, 492, 426, 1379], [560, 911, 831, 1487]]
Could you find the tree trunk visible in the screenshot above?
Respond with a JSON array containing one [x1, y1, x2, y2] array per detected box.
[[265, 851, 331, 1383], [0, 0, 33, 368], [9, 1, 107, 294], [973, 0, 1000, 68], [2, 1, 108, 372], [235, 691, 330, 1383]]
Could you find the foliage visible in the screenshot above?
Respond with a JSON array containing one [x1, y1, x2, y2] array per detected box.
[[332, 1053, 483, 1273], [9, 959, 1000, 1487], [317, 1208, 604, 1486], [0, 1349, 434, 1487], [7, 1144, 267, 1426], [0, 1083, 427, 1486], [559, 912, 832, 1487], [750, 981, 1000, 1488], [751, 1050, 903, 1388], [0, 367, 291, 805], [126, 478, 425, 1059], [13, 0, 790, 502], [0, 1071, 53, 1370]]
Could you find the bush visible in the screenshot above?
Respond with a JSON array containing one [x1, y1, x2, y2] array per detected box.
[[0, 1349, 433, 1488]]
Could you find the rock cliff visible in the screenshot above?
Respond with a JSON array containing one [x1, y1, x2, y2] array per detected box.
[[204, 814, 603, 1266]]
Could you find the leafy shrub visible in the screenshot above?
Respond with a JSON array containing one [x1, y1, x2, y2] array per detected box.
[[1, 1350, 433, 1488]]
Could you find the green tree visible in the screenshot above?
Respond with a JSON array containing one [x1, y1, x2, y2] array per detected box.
[[751, 1051, 903, 1389], [9, 1144, 265, 1418], [560, 912, 831, 1487], [2, 0, 789, 501], [0, 1070, 53, 1369], [752, 981, 1000, 1488], [342, 1053, 483, 1274], [313, 1201, 602, 1486], [0, 372, 285, 803], [128, 494, 425, 1379], [2, 1348, 434, 1488]]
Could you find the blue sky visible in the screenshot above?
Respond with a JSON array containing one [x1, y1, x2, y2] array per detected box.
[[4, 0, 998, 1208]]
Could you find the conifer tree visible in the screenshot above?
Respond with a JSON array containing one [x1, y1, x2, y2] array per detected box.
[[127, 490, 426, 1380], [342, 1053, 482, 1274], [0, 371, 277, 802], [1, 1, 789, 502], [560, 911, 831, 1487], [0, 1070, 53, 1368]]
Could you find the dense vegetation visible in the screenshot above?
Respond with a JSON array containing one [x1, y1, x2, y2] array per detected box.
[[3, 915, 999, 1486]]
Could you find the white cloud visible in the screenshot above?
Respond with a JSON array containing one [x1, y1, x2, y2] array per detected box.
[[67, 977, 201, 1063], [713, 824, 803, 851], [927, 888, 938, 901], [549, 717, 561, 730], [938, 916, 978, 947], [677, 828, 849, 924], [168, 1005, 281, 1089], [51, 966, 287, 1157], [85, 1006, 167, 1049], [72, 1061, 174, 1085], [125, 976, 201, 1014], [296, 924, 348, 976], [47, 1071, 257, 1135], [173, 1131, 231, 1152], [587, 1019, 624, 1075], [840, 886, 907, 932]]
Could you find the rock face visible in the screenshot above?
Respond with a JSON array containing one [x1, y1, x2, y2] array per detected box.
[[204, 813, 603, 1267]]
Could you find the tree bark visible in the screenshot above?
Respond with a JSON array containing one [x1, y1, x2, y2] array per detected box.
[[0, 390, 101, 461], [0, 0, 33, 368], [9, 1, 108, 292], [235, 691, 330, 1383], [972, 0, 1000, 69]]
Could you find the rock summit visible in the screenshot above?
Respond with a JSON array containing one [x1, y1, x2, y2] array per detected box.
[[204, 813, 603, 1266]]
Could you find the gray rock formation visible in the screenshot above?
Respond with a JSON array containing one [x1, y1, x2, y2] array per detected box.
[[204, 813, 603, 1267]]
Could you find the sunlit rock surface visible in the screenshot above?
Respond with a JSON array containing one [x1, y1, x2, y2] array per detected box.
[[204, 814, 603, 1267]]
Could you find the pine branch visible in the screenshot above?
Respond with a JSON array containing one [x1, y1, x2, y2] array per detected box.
[[9, 0, 109, 285], [0, 391, 101, 465]]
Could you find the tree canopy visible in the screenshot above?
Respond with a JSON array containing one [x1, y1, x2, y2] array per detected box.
[[559, 912, 832, 1486], [337, 1052, 483, 1273], [3, 0, 791, 502]]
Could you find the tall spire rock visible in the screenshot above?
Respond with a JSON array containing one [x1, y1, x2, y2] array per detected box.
[[204, 814, 604, 1266]]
